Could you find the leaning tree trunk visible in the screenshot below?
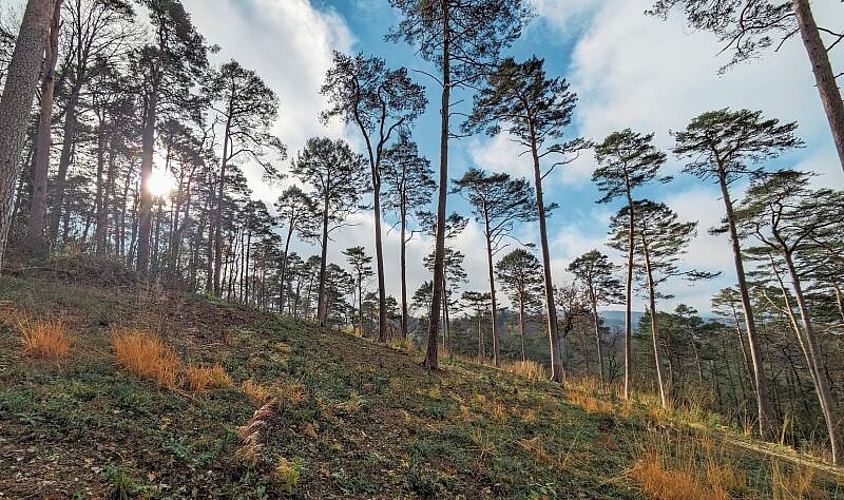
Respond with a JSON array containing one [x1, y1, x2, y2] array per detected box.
[[423, 0, 450, 370], [24, 0, 61, 257], [783, 250, 843, 465], [518, 294, 526, 362], [718, 172, 776, 440], [643, 246, 668, 408], [792, 0, 844, 172], [0, 0, 56, 273], [529, 127, 562, 382]]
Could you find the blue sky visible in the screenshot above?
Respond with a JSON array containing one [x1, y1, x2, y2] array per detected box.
[[141, 0, 844, 312]]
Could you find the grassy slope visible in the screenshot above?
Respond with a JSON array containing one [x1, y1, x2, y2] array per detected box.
[[0, 260, 842, 499]]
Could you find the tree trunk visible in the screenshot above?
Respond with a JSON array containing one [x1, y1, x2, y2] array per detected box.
[[213, 114, 233, 294], [278, 222, 295, 314], [640, 240, 668, 407], [0, 0, 56, 273], [24, 0, 61, 257], [136, 89, 158, 275], [529, 128, 562, 382], [718, 172, 776, 440], [592, 300, 605, 385], [792, 0, 844, 172], [518, 295, 526, 362], [400, 203, 409, 340], [317, 194, 330, 326], [483, 210, 500, 367], [423, 0, 449, 370], [783, 250, 843, 465], [373, 171, 387, 342]]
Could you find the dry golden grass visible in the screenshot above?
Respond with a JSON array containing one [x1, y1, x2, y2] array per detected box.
[[565, 390, 614, 415], [630, 453, 719, 500], [282, 381, 308, 405], [185, 364, 232, 392], [18, 318, 70, 359], [241, 379, 271, 405], [506, 360, 547, 382], [112, 330, 181, 389]]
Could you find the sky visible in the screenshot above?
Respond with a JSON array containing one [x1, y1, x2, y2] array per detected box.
[[124, 0, 844, 313]]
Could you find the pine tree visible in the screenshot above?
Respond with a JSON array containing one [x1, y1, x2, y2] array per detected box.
[[388, 0, 531, 370], [593, 129, 669, 398], [291, 137, 367, 326], [466, 56, 589, 382], [568, 250, 623, 384], [343, 246, 374, 337], [496, 248, 543, 362], [672, 108, 802, 439], [453, 168, 536, 367]]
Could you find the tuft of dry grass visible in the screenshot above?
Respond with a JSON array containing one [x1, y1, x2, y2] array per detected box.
[[236, 399, 276, 462], [112, 330, 181, 389], [241, 379, 271, 405], [506, 360, 547, 382], [565, 390, 614, 415], [282, 381, 308, 405], [186, 364, 232, 392], [630, 453, 718, 500], [771, 460, 826, 500], [18, 318, 70, 359]]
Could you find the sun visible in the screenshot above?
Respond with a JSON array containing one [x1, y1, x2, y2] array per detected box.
[[145, 169, 175, 198]]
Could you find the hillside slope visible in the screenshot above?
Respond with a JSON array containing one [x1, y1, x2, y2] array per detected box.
[[0, 259, 841, 499]]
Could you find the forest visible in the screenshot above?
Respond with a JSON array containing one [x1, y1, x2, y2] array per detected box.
[[0, 0, 843, 497]]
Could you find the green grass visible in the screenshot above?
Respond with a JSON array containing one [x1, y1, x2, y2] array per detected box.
[[0, 270, 842, 499]]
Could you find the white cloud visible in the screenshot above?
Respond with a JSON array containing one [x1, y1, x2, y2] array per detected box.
[[182, 0, 356, 203]]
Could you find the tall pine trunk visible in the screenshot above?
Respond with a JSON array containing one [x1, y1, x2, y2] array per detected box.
[[792, 0, 844, 172], [24, 0, 61, 257], [643, 242, 668, 408], [783, 250, 842, 465], [482, 209, 501, 367], [424, 0, 449, 370], [317, 194, 330, 326], [400, 203, 409, 339], [718, 173, 775, 440], [0, 0, 56, 273], [529, 126, 562, 382], [373, 170, 387, 342]]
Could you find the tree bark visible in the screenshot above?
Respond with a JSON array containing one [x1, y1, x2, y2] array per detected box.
[[518, 295, 526, 362], [592, 299, 605, 385], [24, 0, 61, 257], [718, 172, 776, 440], [373, 171, 387, 342], [317, 194, 330, 326], [529, 125, 562, 382], [792, 0, 844, 172], [643, 245, 668, 408], [423, 0, 449, 370], [783, 250, 842, 465], [482, 209, 500, 367], [400, 203, 409, 340], [0, 0, 57, 273]]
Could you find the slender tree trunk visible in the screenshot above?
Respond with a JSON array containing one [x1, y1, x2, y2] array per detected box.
[[642, 239, 668, 408], [373, 171, 387, 342], [49, 80, 81, 245], [518, 295, 526, 362], [482, 211, 500, 367], [792, 0, 844, 171], [136, 88, 158, 275], [529, 129, 562, 382], [718, 172, 776, 440], [213, 114, 232, 294], [24, 0, 61, 257], [783, 250, 842, 465], [400, 204, 409, 340], [317, 195, 330, 326], [278, 223, 294, 313], [424, 0, 449, 370], [0, 0, 56, 273], [592, 300, 605, 385], [623, 190, 635, 399]]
